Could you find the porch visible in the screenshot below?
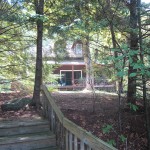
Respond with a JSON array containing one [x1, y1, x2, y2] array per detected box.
[[53, 64, 86, 86], [57, 78, 116, 92], [52, 64, 116, 92]]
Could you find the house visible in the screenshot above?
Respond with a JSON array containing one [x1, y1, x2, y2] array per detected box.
[[47, 40, 116, 92], [48, 40, 86, 87]]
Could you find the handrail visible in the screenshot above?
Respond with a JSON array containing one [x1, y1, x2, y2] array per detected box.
[[41, 85, 117, 150]]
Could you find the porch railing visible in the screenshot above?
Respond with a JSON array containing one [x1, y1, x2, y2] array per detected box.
[[41, 85, 117, 150], [74, 78, 114, 86]]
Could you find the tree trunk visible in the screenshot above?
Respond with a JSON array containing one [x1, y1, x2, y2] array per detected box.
[[110, 21, 125, 132], [109, 22, 119, 90], [83, 36, 94, 90], [127, 0, 138, 104], [137, 0, 150, 149], [32, 0, 44, 109]]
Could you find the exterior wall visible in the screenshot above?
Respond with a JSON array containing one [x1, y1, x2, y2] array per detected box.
[[53, 65, 86, 76], [53, 64, 86, 86]]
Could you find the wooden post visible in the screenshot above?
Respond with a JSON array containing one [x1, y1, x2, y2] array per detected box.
[[47, 105, 51, 122], [87, 145, 92, 150], [41, 93, 46, 118], [69, 132, 73, 150], [45, 96, 48, 117], [80, 140, 85, 150], [74, 136, 78, 150], [55, 117, 59, 146], [61, 125, 65, 149], [51, 109, 54, 132], [66, 130, 69, 150], [72, 65, 75, 85]]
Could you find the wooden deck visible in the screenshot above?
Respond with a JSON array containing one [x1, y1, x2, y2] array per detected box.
[[58, 85, 84, 91], [57, 84, 116, 92]]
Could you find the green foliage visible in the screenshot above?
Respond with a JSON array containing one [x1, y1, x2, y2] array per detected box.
[[117, 71, 127, 77], [129, 73, 137, 77], [119, 134, 127, 143], [128, 103, 139, 112], [29, 14, 48, 22], [107, 139, 116, 147], [102, 124, 113, 134], [0, 0, 36, 92], [47, 86, 58, 92], [53, 38, 68, 60], [0, 78, 11, 92], [93, 64, 114, 80], [43, 63, 60, 84], [0, 0, 149, 97], [102, 124, 127, 147]]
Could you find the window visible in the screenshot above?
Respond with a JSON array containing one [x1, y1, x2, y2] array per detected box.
[[74, 44, 82, 55]]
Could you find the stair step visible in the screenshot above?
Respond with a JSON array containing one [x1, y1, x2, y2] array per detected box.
[[32, 146, 59, 150], [0, 132, 56, 150], [0, 119, 50, 136], [0, 119, 58, 150]]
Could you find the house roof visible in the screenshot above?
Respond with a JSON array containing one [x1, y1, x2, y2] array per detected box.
[[49, 41, 83, 58], [47, 60, 85, 65]]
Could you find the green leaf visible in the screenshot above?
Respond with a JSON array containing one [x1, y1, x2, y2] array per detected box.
[[116, 55, 124, 60], [120, 135, 127, 143], [129, 73, 136, 77], [146, 71, 150, 77], [117, 71, 126, 77], [133, 64, 141, 69], [102, 125, 113, 134], [107, 56, 114, 61], [132, 105, 139, 111], [129, 57, 133, 64], [129, 50, 139, 56], [128, 103, 139, 112], [141, 70, 145, 75], [103, 60, 108, 65], [107, 139, 116, 147]]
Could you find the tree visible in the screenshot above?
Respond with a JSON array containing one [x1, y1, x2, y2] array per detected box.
[[137, 0, 150, 149], [127, 0, 138, 104], [64, 0, 95, 90], [53, 37, 67, 61], [83, 35, 94, 90], [0, 0, 34, 85], [32, 0, 44, 108]]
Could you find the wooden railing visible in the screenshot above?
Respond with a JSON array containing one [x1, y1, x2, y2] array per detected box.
[[41, 85, 117, 150]]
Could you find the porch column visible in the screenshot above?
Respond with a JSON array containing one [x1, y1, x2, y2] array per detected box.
[[60, 70, 62, 86], [72, 65, 75, 85], [60, 70, 61, 79]]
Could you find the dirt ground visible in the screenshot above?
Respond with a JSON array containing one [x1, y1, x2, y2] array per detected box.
[[0, 92, 41, 121], [0, 91, 147, 150], [51, 91, 147, 150]]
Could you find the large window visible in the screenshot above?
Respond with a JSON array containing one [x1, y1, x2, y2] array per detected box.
[[60, 70, 82, 86], [74, 43, 82, 55]]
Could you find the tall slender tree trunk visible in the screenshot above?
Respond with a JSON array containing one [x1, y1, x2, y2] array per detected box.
[[137, 0, 150, 149], [110, 22, 119, 88], [127, 0, 138, 104], [110, 21, 125, 132], [83, 36, 94, 90], [32, 0, 44, 109]]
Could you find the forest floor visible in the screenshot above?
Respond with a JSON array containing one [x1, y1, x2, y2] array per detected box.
[[51, 91, 147, 150], [0, 91, 147, 150], [0, 92, 41, 120]]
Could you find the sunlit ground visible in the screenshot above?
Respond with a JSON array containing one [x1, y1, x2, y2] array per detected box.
[[54, 90, 118, 95]]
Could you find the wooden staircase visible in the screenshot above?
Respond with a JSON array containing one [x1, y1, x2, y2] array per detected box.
[[0, 119, 58, 150]]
